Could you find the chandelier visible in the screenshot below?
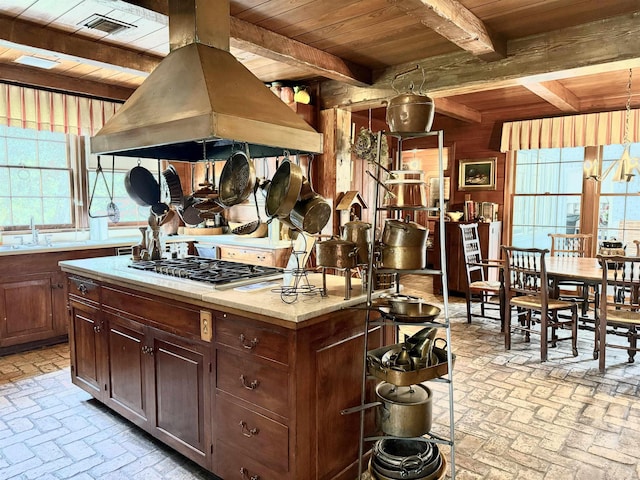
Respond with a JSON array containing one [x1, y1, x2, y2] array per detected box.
[[584, 68, 638, 182]]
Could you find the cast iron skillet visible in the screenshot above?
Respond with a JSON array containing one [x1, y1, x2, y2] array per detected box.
[[125, 165, 160, 206]]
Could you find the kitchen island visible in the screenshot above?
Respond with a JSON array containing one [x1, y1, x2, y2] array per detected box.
[[60, 255, 385, 480]]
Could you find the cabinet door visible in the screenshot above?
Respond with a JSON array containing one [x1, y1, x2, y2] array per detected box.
[[51, 271, 68, 336], [69, 300, 106, 399], [151, 329, 210, 466], [0, 274, 56, 348], [105, 313, 150, 427]]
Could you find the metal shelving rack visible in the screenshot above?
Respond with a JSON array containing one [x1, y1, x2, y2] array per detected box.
[[347, 129, 455, 480]]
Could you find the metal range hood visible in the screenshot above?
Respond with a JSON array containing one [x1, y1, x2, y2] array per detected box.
[[90, 0, 323, 161]]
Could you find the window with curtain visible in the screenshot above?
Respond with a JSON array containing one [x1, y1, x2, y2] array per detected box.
[[511, 142, 640, 249], [511, 147, 584, 248]]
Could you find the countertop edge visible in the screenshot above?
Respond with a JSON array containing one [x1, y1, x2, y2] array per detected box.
[[59, 257, 374, 325]]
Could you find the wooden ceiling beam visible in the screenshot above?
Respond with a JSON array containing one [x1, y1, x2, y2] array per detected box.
[[0, 14, 161, 76], [387, 0, 506, 60], [0, 63, 133, 101], [321, 12, 640, 111], [522, 80, 580, 112], [433, 97, 482, 122], [229, 18, 372, 87]]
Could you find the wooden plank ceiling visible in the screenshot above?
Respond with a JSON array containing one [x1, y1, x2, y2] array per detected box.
[[0, 0, 638, 125]]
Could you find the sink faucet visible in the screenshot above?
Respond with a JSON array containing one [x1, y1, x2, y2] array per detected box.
[[30, 216, 39, 245]]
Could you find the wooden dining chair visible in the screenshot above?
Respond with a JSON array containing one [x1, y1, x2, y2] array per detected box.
[[502, 246, 579, 362], [459, 223, 502, 325], [548, 233, 594, 319], [548, 233, 592, 258], [596, 254, 640, 373]]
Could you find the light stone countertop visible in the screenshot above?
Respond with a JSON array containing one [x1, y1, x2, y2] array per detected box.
[[0, 233, 290, 256], [0, 235, 194, 256], [59, 255, 375, 324]]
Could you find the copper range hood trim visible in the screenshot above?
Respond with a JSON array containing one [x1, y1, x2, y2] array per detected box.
[[90, 1, 323, 161]]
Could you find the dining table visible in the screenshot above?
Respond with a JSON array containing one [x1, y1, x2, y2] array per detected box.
[[496, 256, 605, 334], [546, 256, 604, 286]]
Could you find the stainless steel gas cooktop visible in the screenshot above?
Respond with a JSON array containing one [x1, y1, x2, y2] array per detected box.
[[128, 257, 283, 288]]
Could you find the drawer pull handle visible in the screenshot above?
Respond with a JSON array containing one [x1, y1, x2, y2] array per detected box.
[[239, 420, 260, 437], [78, 284, 88, 295], [142, 346, 155, 355], [239, 334, 259, 350], [93, 323, 101, 333], [239, 467, 260, 480], [239, 375, 259, 390]]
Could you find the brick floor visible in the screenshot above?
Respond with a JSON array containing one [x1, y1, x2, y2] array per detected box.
[[1, 278, 640, 479]]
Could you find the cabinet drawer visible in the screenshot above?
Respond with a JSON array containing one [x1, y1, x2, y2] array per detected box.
[[68, 276, 100, 304], [216, 439, 285, 480], [216, 313, 289, 366], [216, 349, 288, 417], [219, 246, 275, 266], [215, 395, 288, 472]]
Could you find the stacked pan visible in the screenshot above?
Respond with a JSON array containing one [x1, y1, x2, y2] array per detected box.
[[265, 159, 331, 234], [370, 438, 444, 480]]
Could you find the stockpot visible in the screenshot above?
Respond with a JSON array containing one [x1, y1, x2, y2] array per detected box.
[[375, 382, 432, 438], [341, 220, 372, 265], [382, 218, 428, 247], [315, 237, 358, 269]]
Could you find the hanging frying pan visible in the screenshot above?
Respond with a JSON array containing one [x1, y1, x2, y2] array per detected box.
[[125, 162, 160, 206]]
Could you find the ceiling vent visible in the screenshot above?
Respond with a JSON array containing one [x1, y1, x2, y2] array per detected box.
[[81, 14, 137, 35]]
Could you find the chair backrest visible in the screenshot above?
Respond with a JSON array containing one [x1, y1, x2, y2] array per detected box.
[[598, 254, 640, 320], [548, 233, 592, 258], [502, 246, 550, 307], [459, 223, 485, 283]]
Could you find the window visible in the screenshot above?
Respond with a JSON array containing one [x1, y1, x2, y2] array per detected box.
[[0, 125, 73, 229], [0, 124, 150, 231], [87, 156, 150, 225], [511, 142, 640, 250], [598, 143, 640, 244], [511, 147, 584, 248]]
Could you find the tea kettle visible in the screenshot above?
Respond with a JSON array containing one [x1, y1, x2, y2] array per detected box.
[[599, 239, 626, 256]]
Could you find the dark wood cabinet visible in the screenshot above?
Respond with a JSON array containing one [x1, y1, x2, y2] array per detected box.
[[105, 313, 149, 425], [0, 274, 60, 348], [432, 221, 501, 295], [65, 271, 385, 480], [69, 299, 106, 399], [0, 247, 115, 355]]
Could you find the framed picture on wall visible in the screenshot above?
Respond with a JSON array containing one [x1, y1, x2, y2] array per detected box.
[[458, 158, 497, 190]]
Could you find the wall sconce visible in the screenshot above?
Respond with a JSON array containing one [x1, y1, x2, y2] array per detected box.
[[584, 68, 638, 182]]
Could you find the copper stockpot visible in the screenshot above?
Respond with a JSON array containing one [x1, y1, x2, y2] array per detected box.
[[341, 220, 372, 265], [315, 237, 358, 269]]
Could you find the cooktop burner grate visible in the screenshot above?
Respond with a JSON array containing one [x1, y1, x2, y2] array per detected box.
[[128, 257, 283, 286]]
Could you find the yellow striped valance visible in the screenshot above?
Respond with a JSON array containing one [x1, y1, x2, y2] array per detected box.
[[0, 83, 121, 136], [500, 109, 640, 152]]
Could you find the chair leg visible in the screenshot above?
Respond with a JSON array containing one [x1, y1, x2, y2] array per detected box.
[[540, 308, 548, 362], [599, 316, 606, 373], [628, 325, 637, 363], [571, 306, 578, 357], [465, 292, 472, 324], [505, 301, 511, 351]]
